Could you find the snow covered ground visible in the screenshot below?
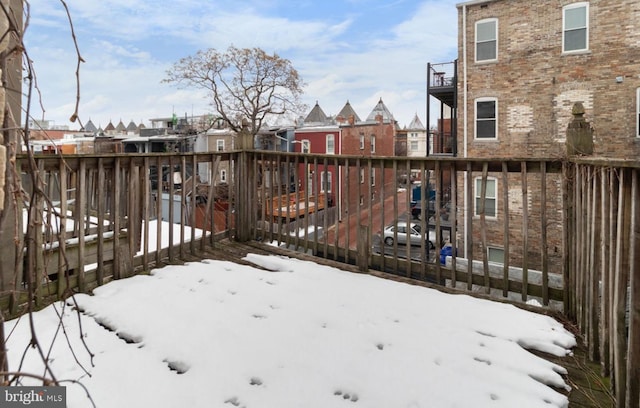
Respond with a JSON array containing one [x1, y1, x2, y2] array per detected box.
[[5, 252, 576, 408]]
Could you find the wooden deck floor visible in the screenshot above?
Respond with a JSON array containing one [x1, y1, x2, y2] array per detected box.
[[192, 239, 617, 407]]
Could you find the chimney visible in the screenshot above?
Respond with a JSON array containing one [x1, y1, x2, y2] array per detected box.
[[348, 115, 355, 126]]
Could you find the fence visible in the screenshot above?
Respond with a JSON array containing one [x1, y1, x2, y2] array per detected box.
[[8, 149, 640, 407], [246, 152, 566, 307], [6, 153, 233, 316], [566, 159, 640, 407]]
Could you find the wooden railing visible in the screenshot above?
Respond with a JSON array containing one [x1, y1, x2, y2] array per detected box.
[[7, 153, 234, 316], [9, 149, 640, 407], [565, 159, 640, 407]]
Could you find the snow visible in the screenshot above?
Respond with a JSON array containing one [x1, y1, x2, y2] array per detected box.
[[5, 253, 576, 408]]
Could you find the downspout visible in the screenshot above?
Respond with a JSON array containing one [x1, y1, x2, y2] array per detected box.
[[462, 3, 469, 257]]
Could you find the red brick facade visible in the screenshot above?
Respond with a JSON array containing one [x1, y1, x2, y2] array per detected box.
[[338, 116, 397, 216]]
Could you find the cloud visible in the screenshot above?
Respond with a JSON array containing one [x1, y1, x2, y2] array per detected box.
[[23, 0, 460, 129]]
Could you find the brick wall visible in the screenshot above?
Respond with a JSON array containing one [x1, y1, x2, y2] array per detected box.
[[458, 0, 640, 159], [454, 0, 640, 271], [339, 120, 397, 215]]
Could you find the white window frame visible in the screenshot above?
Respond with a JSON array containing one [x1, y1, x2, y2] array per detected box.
[[562, 2, 589, 54], [475, 97, 498, 140], [475, 18, 498, 63], [320, 171, 332, 193], [360, 168, 365, 184], [370, 170, 376, 187], [359, 133, 365, 150], [370, 135, 376, 153], [326, 134, 335, 154], [487, 247, 505, 264], [220, 169, 227, 183], [216, 139, 224, 152], [301, 139, 310, 153], [474, 176, 497, 218], [410, 140, 418, 151], [637, 88, 640, 138]]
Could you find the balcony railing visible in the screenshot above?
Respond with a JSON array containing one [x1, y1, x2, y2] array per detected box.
[[10, 148, 640, 407]]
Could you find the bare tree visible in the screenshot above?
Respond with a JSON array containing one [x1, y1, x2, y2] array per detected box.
[[163, 46, 305, 137]]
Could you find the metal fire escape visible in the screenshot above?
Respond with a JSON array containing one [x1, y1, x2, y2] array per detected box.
[[426, 61, 457, 156]]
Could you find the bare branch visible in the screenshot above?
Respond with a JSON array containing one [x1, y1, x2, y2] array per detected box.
[[164, 46, 306, 137]]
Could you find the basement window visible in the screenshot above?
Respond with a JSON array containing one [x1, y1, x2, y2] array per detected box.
[[474, 177, 497, 218], [487, 247, 505, 264]]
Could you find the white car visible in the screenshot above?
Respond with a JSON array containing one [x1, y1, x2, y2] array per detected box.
[[383, 222, 436, 249]]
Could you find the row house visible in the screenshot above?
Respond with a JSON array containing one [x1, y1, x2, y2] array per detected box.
[[294, 99, 398, 219], [438, 0, 640, 271]]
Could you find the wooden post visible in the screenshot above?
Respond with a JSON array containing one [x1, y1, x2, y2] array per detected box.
[[499, 163, 509, 296], [142, 157, 150, 271], [113, 157, 121, 279], [480, 162, 489, 293], [566, 102, 594, 156], [600, 168, 612, 377], [357, 225, 369, 273], [562, 161, 574, 319], [540, 161, 549, 306], [588, 167, 601, 362], [57, 161, 67, 299], [465, 163, 473, 291], [77, 160, 86, 292], [97, 158, 105, 285], [626, 168, 640, 408], [521, 161, 529, 302], [235, 129, 254, 242], [613, 169, 631, 405]]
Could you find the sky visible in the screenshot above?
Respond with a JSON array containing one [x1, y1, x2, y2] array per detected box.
[[23, 0, 459, 131], [5, 223, 578, 408]]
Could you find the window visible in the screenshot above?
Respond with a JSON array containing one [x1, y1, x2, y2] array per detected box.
[[216, 139, 224, 152], [370, 170, 376, 186], [488, 247, 505, 264], [475, 19, 497, 62], [326, 134, 335, 154], [474, 177, 497, 217], [563, 3, 588, 53], [475, 98, 497, 139], [301, 139, 310, 153], [320, 171, 332, 192], [370, 135, 376, 153], [220, 169, 227, 183], [359, 133, 365, 150], [360, 168, 365, 184], [410, 141, 418, 151], [637, 88, 640, 138]]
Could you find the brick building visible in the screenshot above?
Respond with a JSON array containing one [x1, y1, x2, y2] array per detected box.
[[295, 99, 398, 219], [294, 102, 341, 206], [336, 99, 397, 218], [451, 0, 640, 270]]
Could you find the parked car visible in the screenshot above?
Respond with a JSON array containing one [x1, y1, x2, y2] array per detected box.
[[383, 222, 436, 249]]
